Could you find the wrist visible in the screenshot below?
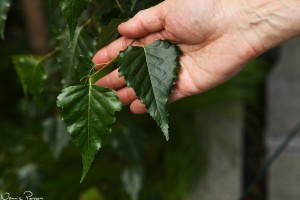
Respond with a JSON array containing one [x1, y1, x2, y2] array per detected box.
[[248, 0, 300, 48], [226, 0, 300, 59]]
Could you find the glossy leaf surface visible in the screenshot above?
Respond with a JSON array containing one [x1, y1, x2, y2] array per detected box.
[[57, 84, 122, 181], [118, 40, 182, 140]]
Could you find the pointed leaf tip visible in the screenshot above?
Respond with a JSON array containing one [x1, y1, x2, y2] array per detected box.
[[59, 0, 91, 40]]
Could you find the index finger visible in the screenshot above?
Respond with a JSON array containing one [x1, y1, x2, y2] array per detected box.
[[92, 37, 134, 68]]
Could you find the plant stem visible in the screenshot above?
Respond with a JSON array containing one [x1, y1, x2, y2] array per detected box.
[[90, 60, 119, 84], [40, 50, 56, 63]]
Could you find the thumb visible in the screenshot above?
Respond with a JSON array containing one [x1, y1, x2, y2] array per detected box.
[[118, 2, 167, 38]]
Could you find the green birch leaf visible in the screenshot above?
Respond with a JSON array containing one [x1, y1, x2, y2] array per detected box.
[[98, 18, 126, 49], [118, 40, 182, 140], [59, 0, 92, 40], [0, 0, 12, 40], [55, 25, 96, 87], [12, 55, 47, 97], [57, 84, 122, 182]]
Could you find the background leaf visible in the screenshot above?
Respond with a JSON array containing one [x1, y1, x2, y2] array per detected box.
[[42, 117, 70, 160], [118, 40, 182, 140], [55, 26, 96, 87], [98, 18, 126, 49], [80, 187, 103, 200], [57, 85, 122, 182], [0, 0, 12, 40], [121, 167, 143, 200], [12, 55, 47, 97], [59, 0, 92, 40]]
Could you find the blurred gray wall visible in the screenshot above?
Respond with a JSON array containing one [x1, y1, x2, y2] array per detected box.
[[189, 38, 300, 200], [189, 104, 243, 200], [267, 38, 300, 200]]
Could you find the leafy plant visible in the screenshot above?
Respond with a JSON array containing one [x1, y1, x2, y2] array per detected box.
[[3, 0, 183, 182], [0, 0, 209, 200], [57, 39, 182, 181], [1, 1, 273, 199]]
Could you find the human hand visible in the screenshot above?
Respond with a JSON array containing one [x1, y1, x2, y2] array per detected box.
[[93, 0, 300, 114]]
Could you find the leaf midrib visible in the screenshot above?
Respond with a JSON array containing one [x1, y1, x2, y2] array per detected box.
[[87, 81, 92, 159], [143, 46, 163, 118]]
